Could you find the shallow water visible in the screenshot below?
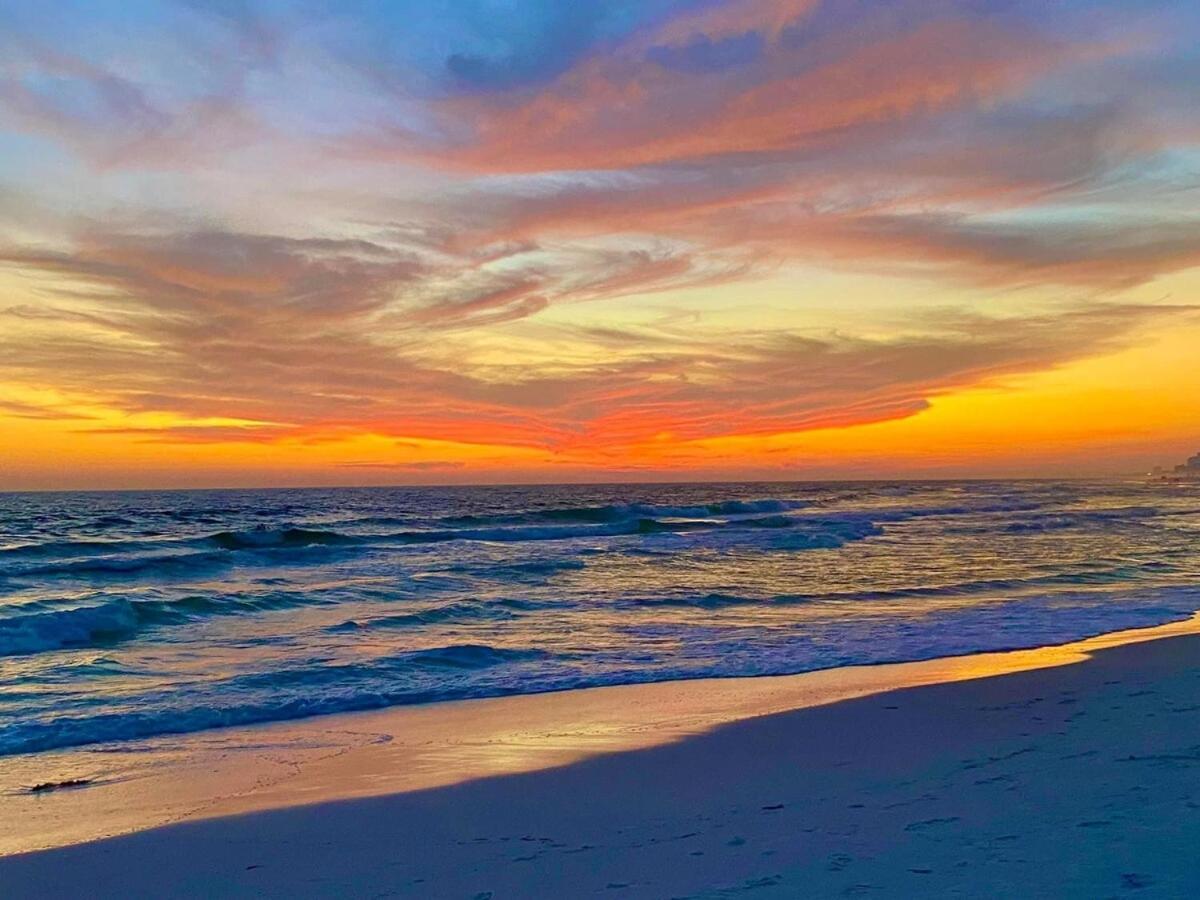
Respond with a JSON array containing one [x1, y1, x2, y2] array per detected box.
[[2, 480, 1198, 756]]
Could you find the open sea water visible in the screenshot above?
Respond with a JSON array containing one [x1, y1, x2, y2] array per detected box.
[[2, 480, 1199, 757]]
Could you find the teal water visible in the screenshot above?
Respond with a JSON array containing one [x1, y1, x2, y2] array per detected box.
[[2, 480, 1198, 756]]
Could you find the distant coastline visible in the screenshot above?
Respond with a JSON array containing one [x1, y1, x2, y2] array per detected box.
[[1149, 450, 1200, 483]]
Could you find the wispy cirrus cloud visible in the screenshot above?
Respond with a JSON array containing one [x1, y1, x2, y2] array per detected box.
[[336, 460, 466, 470], [0, 12, 272, 170], [0, 0, 1198, 480], [424, 15, 1066, 173], [2, 221, 1190, 451]]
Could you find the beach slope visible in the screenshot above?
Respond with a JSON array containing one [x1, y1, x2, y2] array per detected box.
[[3, 633, 1200, 898]]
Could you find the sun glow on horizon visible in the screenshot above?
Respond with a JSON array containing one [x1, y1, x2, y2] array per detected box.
[[1, 1, 1199, 490]]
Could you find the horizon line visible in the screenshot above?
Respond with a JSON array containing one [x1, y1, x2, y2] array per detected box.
[[0, 473, 1147, 496]]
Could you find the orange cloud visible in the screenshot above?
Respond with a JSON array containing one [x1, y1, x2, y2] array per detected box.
[[5, 227, 1187, 457]]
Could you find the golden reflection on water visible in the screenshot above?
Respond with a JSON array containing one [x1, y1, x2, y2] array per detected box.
[[4, 612, 1199, 857]]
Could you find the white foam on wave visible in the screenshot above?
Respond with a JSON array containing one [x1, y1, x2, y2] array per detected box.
[[2, 481, 1196, 757]]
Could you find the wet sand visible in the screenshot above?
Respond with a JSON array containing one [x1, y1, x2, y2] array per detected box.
[[2, 616, 1200, 897]]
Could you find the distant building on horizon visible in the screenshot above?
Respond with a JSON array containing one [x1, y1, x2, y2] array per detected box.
[[1152, 451, 1200, 482]]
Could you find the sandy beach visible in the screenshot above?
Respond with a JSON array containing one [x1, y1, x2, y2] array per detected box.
[[3, 618, 1200, 898], [3, 0, 1197, 893]]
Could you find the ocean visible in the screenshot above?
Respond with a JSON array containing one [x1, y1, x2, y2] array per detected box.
[[2, 480, 1198, 758]]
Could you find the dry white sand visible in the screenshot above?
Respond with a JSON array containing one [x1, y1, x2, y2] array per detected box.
[[3, 620, 1200, 897]]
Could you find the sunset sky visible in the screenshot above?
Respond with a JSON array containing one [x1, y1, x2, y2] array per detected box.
[[2, 0, 1199, 489]]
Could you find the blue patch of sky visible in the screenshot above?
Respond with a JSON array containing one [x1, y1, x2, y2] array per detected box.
[[288, 0, 706, 95]]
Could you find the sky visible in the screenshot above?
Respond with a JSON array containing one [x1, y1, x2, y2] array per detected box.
[[1, 0, 1199, 489]]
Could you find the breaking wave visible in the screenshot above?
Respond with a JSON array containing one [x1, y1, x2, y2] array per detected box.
[[3, 481, 1199, 757], [0, 590, 334, 656], [2, 505, 872, 583], [0, 643, 554, 755]]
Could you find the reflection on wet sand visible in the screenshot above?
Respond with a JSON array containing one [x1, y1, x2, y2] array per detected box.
[[5, 612, 1199, 856]]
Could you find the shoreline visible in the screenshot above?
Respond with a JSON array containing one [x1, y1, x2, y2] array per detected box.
[[6, 614, 1200, 896], [2, 612, 1199, 861]]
